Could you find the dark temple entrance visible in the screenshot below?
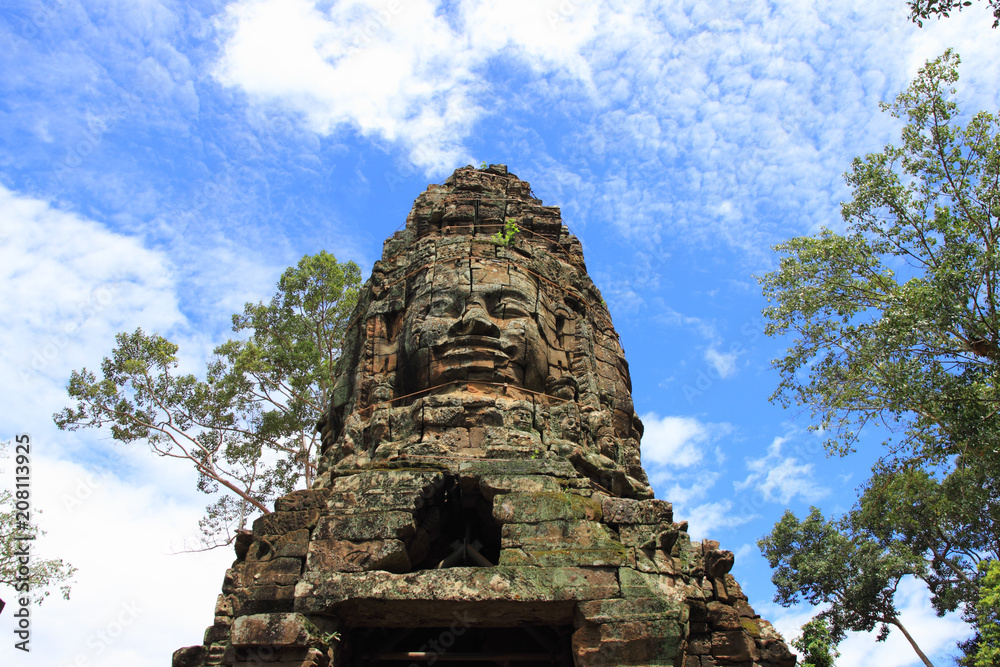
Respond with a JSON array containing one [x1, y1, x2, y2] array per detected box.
[[345, 626, 574, 667]]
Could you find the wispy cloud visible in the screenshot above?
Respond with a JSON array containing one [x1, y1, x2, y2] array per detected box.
[[736, 435, 829, 504], [640, 413, 731, 467], [0, 184, 185, 389]]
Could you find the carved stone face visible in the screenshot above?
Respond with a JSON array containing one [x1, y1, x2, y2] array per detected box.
[[398, 258, 553, 396]]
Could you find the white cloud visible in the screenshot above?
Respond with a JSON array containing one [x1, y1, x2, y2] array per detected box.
[[0, 185, 185, 395], [684, 499, 758, 539], [213, 0, 603, 172], [0, 451, 234, 666], [736, 435, 828, 504], [704, 345, 739, 378], [640, 413, 731, 467]]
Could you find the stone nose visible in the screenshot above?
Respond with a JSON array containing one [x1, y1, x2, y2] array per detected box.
[[452, 296, 501, 337]]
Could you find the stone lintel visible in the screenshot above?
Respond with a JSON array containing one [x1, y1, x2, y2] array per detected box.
[[294, 566, 619, 617]]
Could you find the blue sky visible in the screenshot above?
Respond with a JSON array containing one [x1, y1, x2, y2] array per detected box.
[[1, 1, 997, 665]]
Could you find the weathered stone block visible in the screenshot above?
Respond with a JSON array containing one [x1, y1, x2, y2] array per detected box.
[[706, 601, 742, 630], [711, 630, 758, 662], [572, 620, 684, 665], [214, 594, 234, 617], [457, 458, 578, 478], [237, 584, 296, 615], [306, 538, 410, 573], [203, 621, 230, 644], [274, 489, 330, 512], [295, 566, 620, 613], [501, 519, 616, 548], [686, 633, 712, 655], [172, 645, 207, 667], [725, 573, 747, 600], [759, 638, 797, 665], [327, 490, 423, 514], [313, 512, 416, 541], [222, 567, 242, 594], [479, 474, 561, 500], [499, 546, 627, 567], [272, 529, 311, 559], [492, 492, 602, 524], [617, 568, 688, 600], [253, 510, 320, 538], [230, 612, 326, 648], [602, 497, 674, 524], [244, 557, 303, 587], [576, 596, 683, 624], [705, 548, 734, 579]]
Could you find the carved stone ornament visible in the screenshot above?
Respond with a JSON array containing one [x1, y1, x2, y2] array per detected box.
[[174, 165, 796, 667]]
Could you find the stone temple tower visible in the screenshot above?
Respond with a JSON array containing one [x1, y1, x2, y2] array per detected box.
[[173, 165, 796, 667]]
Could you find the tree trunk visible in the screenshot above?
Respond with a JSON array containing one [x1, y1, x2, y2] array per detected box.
[[890, 617, 935, 667]]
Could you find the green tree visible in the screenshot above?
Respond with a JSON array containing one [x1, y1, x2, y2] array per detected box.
[[758, 49, 999, 663], [0, 441, 76, 605], [792, 616, 840, 667], [971, 560, 1000, 666], [760, 49, 1000, 464], [759, 508, 934, 666], [54, 251, 361, 548], [854, 463, 999, 621], [908, 0, 1000, 28]]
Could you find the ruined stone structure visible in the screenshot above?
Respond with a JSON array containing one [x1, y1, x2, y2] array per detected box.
[[173, 165, 796, 667]]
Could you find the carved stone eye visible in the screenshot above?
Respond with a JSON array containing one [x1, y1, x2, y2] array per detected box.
[[428, 294, 462, 317]]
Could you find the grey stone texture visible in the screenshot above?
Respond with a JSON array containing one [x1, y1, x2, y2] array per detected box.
[[174, 165, 795, 667]]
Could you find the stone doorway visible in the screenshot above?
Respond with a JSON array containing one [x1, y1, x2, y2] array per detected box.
[[345, 626, 574, 666]]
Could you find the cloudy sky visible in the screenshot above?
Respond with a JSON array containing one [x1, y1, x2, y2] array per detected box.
[[1, 0, 997, 665]]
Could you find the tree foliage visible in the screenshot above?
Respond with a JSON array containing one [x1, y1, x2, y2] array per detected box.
[[971, 560, 1000, 666], [0, 442, 76, 605], [758, 508, 934, 665], [54, 251, 361, 548], [760, 49, 1000, 466], [758, 50, 1000, 664], [908, 0, 1000, 28], [792, 616, 840, 667], [854, 463, 999, 620]]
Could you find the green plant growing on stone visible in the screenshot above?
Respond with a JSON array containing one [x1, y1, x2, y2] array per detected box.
[[480, 160, 488, 169], [54, 251, 361, 549], [492, 218, 520, 247]]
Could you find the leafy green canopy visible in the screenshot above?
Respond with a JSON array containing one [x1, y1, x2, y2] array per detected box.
[[972, 560, 1000, 667], [792, 615, 840, 667], [0, 443, 77, 604], [908, 0, 1000, 28], [758, 50, 1000, 665], [759, 508, 935, 665], [54, 251, 361, 548], [760, 49, 1000, 468]]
